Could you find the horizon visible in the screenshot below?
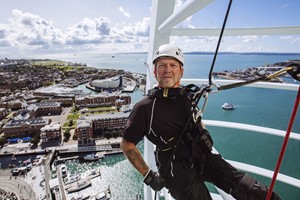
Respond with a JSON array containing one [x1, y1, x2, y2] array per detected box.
[[2, 51, 300, 61], [0, 0, 300, 57]]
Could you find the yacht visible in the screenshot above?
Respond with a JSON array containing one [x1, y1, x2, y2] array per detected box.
[[60, 164, 67, 178], [83, 152, 105, 161], [66, 180, 92, 193], [64, 174, 81, 185], [222, 103, 234, 110]]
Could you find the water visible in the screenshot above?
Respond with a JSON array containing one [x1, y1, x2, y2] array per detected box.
[[53, 53, 300, 199]]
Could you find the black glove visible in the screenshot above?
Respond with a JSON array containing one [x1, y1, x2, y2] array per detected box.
[[143, 169, 166, 191]]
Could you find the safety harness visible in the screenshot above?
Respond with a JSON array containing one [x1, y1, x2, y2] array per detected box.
[[146, 85, 214, 177]]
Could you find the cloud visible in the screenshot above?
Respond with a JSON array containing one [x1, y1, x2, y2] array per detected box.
[[118, 6, 131, 18], [0, 9, 151, 55], [65, 17, 111, 45], [280, 35, 292, 40], [1, 9, 64, 50], [239, 35, 258, 43]]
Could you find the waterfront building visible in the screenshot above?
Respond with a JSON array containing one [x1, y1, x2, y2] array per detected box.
[[75, 93, 131, 108], [2, 117, 50, 138], [75, 112, 129, 144], [75, 117, 94, 146], [92, 76, 123, 90], [40, 122, 61, 142]]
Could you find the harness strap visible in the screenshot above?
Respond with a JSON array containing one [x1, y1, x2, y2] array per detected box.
[[147, 87, 187, 98]]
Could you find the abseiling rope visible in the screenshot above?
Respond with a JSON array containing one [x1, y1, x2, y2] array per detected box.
[[266, 86, 300, 200]]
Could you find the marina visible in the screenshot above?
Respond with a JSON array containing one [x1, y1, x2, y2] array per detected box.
[[0, 137, 123, 200]]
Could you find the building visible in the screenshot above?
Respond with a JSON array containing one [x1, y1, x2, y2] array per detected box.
[[75, 117, 94, 146], [27, 102, 62, 117], [92, 76, 123, 90], [41, 98, 73, 107], [2, 117, 50, 138], [40, 122, 61, 142], [75, 93, 131, 108], [75, 112, 130, 145]]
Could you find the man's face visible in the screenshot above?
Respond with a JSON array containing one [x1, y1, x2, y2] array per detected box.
[[154, 57, 183, 88]]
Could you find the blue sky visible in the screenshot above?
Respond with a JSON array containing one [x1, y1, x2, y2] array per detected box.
[[0, 0, 300, 58]]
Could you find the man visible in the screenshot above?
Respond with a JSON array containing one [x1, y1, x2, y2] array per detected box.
[[121, 44, 281, 200]]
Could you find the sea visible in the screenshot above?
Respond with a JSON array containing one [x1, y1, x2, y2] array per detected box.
[[4, 52, 300, 199]]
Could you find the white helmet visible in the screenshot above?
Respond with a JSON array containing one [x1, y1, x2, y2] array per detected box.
[[152, 44, 184, 66]]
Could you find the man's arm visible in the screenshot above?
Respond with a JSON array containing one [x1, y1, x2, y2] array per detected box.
[[120, 138, 149, 176]]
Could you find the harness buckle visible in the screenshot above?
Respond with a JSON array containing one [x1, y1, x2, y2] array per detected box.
[[163, 89, 168, 97]]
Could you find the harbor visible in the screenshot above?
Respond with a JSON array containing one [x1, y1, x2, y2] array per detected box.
[[0, 138, 122, 200]]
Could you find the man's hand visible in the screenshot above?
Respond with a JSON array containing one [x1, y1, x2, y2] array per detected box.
[[143, 169, 166, 191]]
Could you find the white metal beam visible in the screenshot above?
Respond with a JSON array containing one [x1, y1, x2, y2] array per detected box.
[[182, 79, 300, 91], [203, 120, 300, 140], [171, 26, 300, 36], [158, 0, 214, 33]]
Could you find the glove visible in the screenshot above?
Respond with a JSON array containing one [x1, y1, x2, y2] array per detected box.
[[143, 169, 166, 191]]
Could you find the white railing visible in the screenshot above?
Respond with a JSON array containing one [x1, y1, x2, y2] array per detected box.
[[145, 106, 300, 200]]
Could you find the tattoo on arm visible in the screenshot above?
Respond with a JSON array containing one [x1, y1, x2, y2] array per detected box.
[[125, 148, 149, 176]]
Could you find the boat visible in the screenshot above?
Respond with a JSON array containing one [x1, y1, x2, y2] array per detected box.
[[83, 152, 105, 161], [71, 194, 90, 200], [95, 192, 110, 200], [222, 103, 234, 110], [60, 164, 67, 178], [64, 174, 81, 185], [66, 180, 92, 193], [90, 187, 111, 200], [86, 168, 101, 178]]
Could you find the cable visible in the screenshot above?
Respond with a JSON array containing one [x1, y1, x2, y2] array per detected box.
[[266, 86, 300, 200], [208, 0, 233, 87], [219, 67, 293, 91]]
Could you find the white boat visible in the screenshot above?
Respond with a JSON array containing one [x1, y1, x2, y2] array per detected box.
[[222, 103, 234, 110], [66, 180, 92, 193], [64, 174, 81, 185], [90, 187, 111, 200], [71, 194, 90, 200], [60, 164, 67, 178], [83, 152, 105, 161]]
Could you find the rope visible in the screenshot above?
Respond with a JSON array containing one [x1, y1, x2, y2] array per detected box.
[[266, 86, 300, 200], [208, 0, 232, 87], [219, 67, 293, 91]]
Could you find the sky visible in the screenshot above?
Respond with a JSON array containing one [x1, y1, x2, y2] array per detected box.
[[0, 0, 300, 58]]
